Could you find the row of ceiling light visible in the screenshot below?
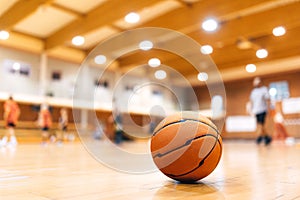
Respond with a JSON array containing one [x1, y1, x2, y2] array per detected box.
[[90, 16, 286, 82], [88, 14, 221, 81], [142, 17, 286, 80], [0, 12, 288, 82], [201, 18, 287, 75], [72, 12, 141, 46], [93, 38, 210, 81], [245, 26, 286, 74]]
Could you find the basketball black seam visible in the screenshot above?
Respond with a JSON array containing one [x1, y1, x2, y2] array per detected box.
[[166, 137, 222, 178], [152, 118, 221, 179], [153, 119, 220, 137], [153, 133, 218, 159]]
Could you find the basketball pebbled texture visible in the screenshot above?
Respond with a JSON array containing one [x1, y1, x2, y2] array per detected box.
[[150, 111, 222, 183]]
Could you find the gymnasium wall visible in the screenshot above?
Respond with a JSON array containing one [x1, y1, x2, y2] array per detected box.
[[45, 58, 80, 98], [0, 47, 40, 95], [0, 46, 180, 139], [0, 46, 179, 112], [194, 70, 300, 139], [0, 46, 80, 97], [3, 45, 299, 139]]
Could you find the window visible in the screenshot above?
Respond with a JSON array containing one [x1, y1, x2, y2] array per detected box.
[[52, 71, 61, 81], [3, 59, 31, 77], [269, 81, 289, 101], [95, 79, 109, 88], [125, 85, 134, 91], [152, 89, 162, 96]]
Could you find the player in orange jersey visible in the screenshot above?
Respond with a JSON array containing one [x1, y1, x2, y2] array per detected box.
[[38, 104, 52, 145], [1, 96, 20, 147], [58, 108, 68, 143]]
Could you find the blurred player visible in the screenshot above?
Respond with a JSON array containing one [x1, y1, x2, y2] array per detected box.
[[58, 108, 68, 143], [1, 96, 20, 147], [114, 108, 123, 144], [105, 114, 115, 141], [272, 101, 289, 140], [38, 104, 52, 145], [249, 77, 272, 145]]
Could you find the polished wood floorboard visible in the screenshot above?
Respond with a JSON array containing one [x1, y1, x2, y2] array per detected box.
[[1, 139, 300, 200]]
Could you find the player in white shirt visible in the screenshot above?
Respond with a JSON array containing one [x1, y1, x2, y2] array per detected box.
[[249, 77, 272, 145]]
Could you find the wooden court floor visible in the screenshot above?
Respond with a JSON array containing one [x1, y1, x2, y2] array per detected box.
[[1, 139, 300, 200]]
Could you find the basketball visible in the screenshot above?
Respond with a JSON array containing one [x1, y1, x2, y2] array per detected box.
[[150, 111, 222, 183]]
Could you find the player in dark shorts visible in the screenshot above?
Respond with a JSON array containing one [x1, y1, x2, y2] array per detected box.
[[1, 96, 20, 147], [58, 108, 69, 143], [250, 77, 272, 145], [39, 104, 52, 145]]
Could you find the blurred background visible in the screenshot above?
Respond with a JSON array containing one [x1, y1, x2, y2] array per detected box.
[[0, 0, 300, 142]]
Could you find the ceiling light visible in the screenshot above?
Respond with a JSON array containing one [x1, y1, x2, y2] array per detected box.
[[245, 64, 256, 73], [72, 35, 85, 46], [0, 30, 9, 40], [273, 26, 286, 37], [12, 62, 21, 71], [125, 12, 140, 24], [200, 45, 213, 54], [197, 72, 208, 81], [94, 55, 107, 64], [148, 58, 161, 67], [155, 70, 167, 80], [202, 18, 218, 32], [139, 40, 153, 51], [256, 49, 268, 58]]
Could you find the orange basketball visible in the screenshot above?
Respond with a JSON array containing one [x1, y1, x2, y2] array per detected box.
[[150, 111, 222, 183]]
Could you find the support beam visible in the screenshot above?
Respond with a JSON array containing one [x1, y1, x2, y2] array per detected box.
[[0, 0, 50, 30], [187, 1, 300, 49], [0, 31, 44, 53], [45, 0, 163, 50]]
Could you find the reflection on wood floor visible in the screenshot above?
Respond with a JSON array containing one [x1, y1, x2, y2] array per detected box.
[[0, 139, 300, 200]]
